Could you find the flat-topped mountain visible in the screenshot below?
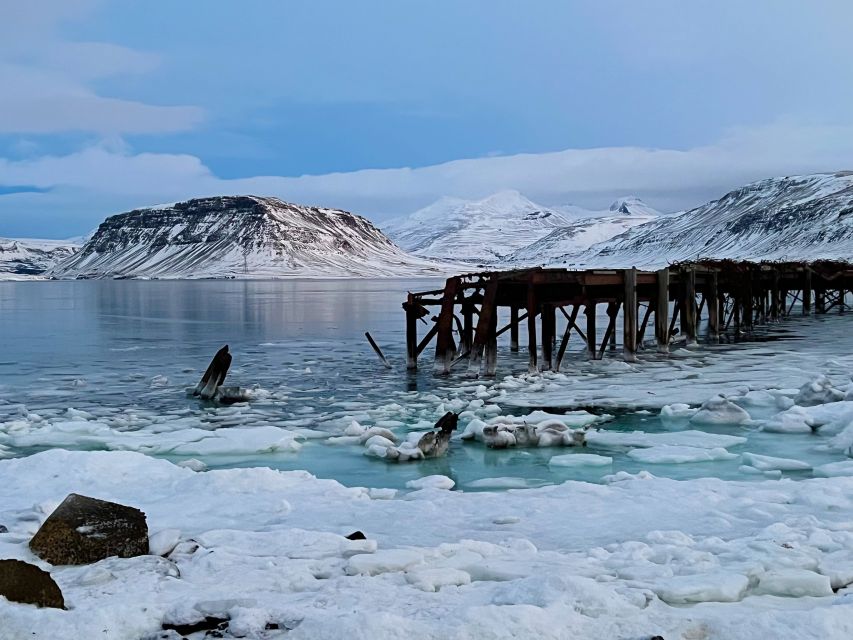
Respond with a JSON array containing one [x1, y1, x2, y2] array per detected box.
[[48, 196, 451, 279]]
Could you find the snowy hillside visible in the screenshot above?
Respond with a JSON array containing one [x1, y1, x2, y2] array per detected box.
[[48, 196, 453, 279], [507, 197, 659, 265], [578, 172, 853, 268], [383, 190, 572, 264], [0, 238, 79, 279]]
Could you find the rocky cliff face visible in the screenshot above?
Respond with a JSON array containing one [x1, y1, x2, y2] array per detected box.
[[0, 239, 79, 278], [48, 196, 450, 279]]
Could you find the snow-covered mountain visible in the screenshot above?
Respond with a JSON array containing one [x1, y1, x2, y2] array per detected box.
[[0, 238, 80, 279], [507, 197, 659, 265], [383, 190, 572, 264], [48, 196, 453, 279], [578, 172, 853, 268]]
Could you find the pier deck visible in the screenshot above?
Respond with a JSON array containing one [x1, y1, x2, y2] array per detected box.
[[402, 260, 853, 375]]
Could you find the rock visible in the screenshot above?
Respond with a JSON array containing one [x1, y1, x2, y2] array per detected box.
[[0, 559, 65, 609], [0, 524, 7, 534], [345, 531, 367, 540], [30, 493, 149, 565]]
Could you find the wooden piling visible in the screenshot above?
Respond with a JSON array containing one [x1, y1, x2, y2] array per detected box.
[[680, 267, 697, 344], [707, 271, 720, 339], [461, 298, 474, 353], [509, 305, 520, 352], [586, 300, 599, 360], [803, 270, 812, 315], [655, 268, 670, 352], [405, 294, 418, 370], [770, 271, 780, 321], [484, 307, 498, 376], [623, 268, 638, 361], [466, 278, 498, 376], [365, 332, 392, 369], [434, 277, 460, 374], [555, 305, 579, 372], [541, 304, 556, 370], [527, 281, 538, 372]]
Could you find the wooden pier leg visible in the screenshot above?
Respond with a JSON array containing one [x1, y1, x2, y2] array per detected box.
[[839, 286, 846, 314], [637, 303, 653, 348], [816, 288, 826, 314], [433, 277, 460, 374], [803, 270, 812, 315], [586, 300, 600, 360], [466, 279, 499, 376], [527, 282, 538, 372], [707, 272, 720, 340], [655, 268, 670, 352], [743, 282, 754, 330], [680, 267, 697, 345], [405, 294, 418, 370], [509, 305, 520, 352], [461, 299, 474, 354], [770, 272, 780, 322], [484, 308, 498, 376], [541, 304, 555, 371], [555, 306, 579, 372], [623, 268, 638, 361]]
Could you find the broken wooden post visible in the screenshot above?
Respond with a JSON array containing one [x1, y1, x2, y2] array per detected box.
[[461, 298, 474, 354], [467, 278, 499, 376], [555, 306, 579, 372], [484, 307, 498, 376], [527, 281, 538, 372], [405, 294, 418, 370], [655, 268, 670, 352], [680, 267, 697, 345], [541, 304, 556, 371], [707, 271, 720, 340], [509, 305, 520, 352], [623, 268, 638, 361], [365, 332, 392, 369], [586, 300, 600, 360], [194, 345, 232, 400], [434, 277, 460, 374], [803, 269, 812, 315]]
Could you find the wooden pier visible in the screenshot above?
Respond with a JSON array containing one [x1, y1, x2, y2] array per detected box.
[[402, 260, 853, 376]]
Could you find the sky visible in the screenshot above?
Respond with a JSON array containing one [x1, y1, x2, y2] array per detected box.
[[2, 0, 853, 238]]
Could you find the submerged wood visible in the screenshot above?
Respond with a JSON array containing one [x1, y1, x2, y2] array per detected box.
[[365, 332, 392, 369], [194, 345, 232, 400]]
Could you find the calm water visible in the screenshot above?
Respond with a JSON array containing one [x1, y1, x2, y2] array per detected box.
[[0, 280, 843, 490]]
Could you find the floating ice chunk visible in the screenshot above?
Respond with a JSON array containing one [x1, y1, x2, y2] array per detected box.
[[660, 403, 697, 426], [819, 556, 853, 589], [741, 452, 811, 471], [405, 567, 471, 592], [406, 475, 455, 490], [344, 421, 367, 436], [689, 395, 750, 425], [466, 477, 531, 489], [653, 572, 748, 604], [628, 445, 738, 464], [166, 426, 303, 456], [813, 461, 853, 477], [762, 406, 815, 433], [149, 529, 181, 556], [177, 458, 207, 472], [586, 429, 746, 449], [357, 427, 397, 445], [602, 470, 655, 483], [795, 375, 845, 406], [150, 375, 169, 388], [346, 549, 424, 576], [549, 453, 612, 467], [368, 488, 397, 500], [756, 570, 833, 597], [364, 435, 396, 450]]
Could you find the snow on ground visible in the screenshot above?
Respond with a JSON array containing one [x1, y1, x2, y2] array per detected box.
[[2, 449, 853, 639]]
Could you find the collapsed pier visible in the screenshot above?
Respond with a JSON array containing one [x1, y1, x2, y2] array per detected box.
[[402, 260, 853, 375]]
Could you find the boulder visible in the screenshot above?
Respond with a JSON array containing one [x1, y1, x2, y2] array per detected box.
[[30, 493, 149, 565], [0, 524, 7, 533], [0, 559, 65, 608]]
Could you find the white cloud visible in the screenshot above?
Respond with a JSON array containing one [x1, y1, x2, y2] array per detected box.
[[2, 118, 852, 237]]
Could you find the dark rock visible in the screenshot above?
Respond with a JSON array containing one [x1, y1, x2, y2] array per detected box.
[[161, 616, 230, 636], [0, 559, 65, 609], [30, 493, 149, 565], [0, 524, 7, 534], [345, 531, 366, 540], [650, 636, 665, 640]]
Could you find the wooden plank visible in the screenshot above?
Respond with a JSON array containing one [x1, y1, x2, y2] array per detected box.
[[509, 305, 520, 352], [415, 322, 439, 357], [433, 277, 460, 374], [497, 310, 530, 338], [559, 305, 588, 342], [405, 294, 418, 369], [555, 305, 579, 372], [623, 268, 638, 361], [466, 278, 499, 376], [637, 302, 653, 346], [365, 332, 392, 369], [770, 270, 780, 321], [655, 268, 670, 352], [599, 301, 620, 358]]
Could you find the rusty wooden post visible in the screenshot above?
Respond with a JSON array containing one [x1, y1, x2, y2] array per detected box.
[[707, 271, 719, 340], [770, 271, 780, 321], [586, 300, 599, 360], [623, 268, 638, 361], [484, 307, 498, 376], [655, 268, 670, 352], [509, 305, 520, 352], [467, 278, 498, 376], [405, 294, 418, 370], [541, 304, 556, 370], [527, 281, 538, 372], [680, 267, 697, 345], [803, 269, 812, 315], [433, 277, 461, 374], [461, 298, 474, 354]]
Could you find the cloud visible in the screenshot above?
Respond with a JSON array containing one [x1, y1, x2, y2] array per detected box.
[[0, 0, 203, 135], [1, 118, 852, 238]]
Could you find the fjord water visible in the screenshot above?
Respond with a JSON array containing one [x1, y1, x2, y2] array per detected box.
[[0, 280, 844, 490]]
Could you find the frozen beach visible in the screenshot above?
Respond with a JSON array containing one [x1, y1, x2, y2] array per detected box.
[[2, 280, 853, 639]]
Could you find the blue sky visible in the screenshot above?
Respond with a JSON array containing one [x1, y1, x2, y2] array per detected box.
[[2, 0, 853, 237]]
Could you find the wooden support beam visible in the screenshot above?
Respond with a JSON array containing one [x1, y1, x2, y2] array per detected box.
[[509, 305, 520, 352], [466, 278, 499, 376], [484, 307, 498, 376], [555, 305, 579, 372], [637, 302, 653, 346], [707, 272, 720, 339], [816, 288, 826, 314], [655, 268, 670, 352], [527, 281, 539, 372], [541, 304, 556, 371], [405, 294, 418, 370], [365, 332, 392, 369], [461, 299, 474, 353], [803, 270, 812, 315], [599, 301, 620, 358], [433, 277, 460, 374], [770, 271, 780, 321], [623, 268, 638, 361], [497, 311, 531, 338], [586, 300, 599, 360], [680, 267, 697, 345], [415, 322, 439, 357], [559, 305, 588, 342]]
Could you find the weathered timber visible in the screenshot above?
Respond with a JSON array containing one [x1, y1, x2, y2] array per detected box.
[[434, 277, 461, 374], [655, 268, 670, 352], [803, 270, 813, 314], [707, 271, 720, 339], [527, 280, 538, 372], [467, 278, 499, 376], [680, 267, 697, 344], [555, 305, 579, 372], [623, 268, 638, 360], [365, 332, 392, 369], [509, 305, 520, 352], [484, 307, 498, 376], [541, 304, 556, 370], [599, 301, 620, 358], [586, 300, 599, 360], [405, 294, 418, 369]]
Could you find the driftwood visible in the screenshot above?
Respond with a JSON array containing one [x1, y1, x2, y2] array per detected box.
[[365, 332, 392, 369], [194, 345, 232, 400]]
